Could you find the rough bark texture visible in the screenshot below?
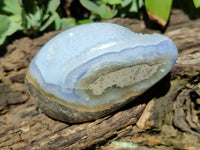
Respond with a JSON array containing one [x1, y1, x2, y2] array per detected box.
[[0, 10, 200, 149]]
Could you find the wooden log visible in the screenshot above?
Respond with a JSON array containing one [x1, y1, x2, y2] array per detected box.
[[0, 9, 200, 149]]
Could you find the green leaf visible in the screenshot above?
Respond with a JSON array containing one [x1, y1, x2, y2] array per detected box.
[[0, 36, 6, 45], [2, 0, 21, 15], [42, 13, 50, 21], [46, 0, 60, 13], [18, 0, 23, 6], [129, 0, 143, 12], [138, 0, 144, 8], [99, 4, 118, 19], [80, 0, 99, 14], [77, 19, 93, 24], [54, 12, 61, 30], [129, 0, 139, 12], [12, 14, 21, 23], [61, 17, 76, 29], [21, 8, 31, 30], [26, 14, 41, 29], [39, 12, 56, 31], [121, 0, 132, 7], [0, 15, 11, 36], [6, 15, 22, 36], [106, 0, 122, 5], [20, 3, 42, 31], [193, 0, 200, 8], [145, 0, 172, 26], [30, 6, 42, 23], [0, 15, 20, 36], [0, 15, 21, 45]]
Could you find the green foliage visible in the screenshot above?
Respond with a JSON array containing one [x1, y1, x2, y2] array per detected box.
[[79, 0, 143, 20], [173, 0, 200, 19], [0, 0, 22, 45], [0, 0, 76, 46], [145, 0, 173, 26], [21, 0, 61, 33], [0, 0, 200, 47], [80, 0, 200, 27], [193, 0, 200, 8]]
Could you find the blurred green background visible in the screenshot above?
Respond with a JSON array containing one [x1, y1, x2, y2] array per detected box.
[[0, 0, 200, 47]]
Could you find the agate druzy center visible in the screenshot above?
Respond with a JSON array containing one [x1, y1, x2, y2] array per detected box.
[[25, 22, 178, 123], [88, 64, 160, 96]]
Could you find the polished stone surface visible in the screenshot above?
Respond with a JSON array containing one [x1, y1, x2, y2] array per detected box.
[[26, 22, 178, 123]]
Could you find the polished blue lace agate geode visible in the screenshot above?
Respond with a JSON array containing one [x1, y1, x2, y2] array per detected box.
[[25, 22, 178, 123]]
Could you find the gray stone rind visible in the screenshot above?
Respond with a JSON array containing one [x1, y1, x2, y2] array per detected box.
[[25, 77, 125, 123]]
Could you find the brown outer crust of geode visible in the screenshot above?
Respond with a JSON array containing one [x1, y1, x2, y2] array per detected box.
[[25, 72, 146, 123]]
